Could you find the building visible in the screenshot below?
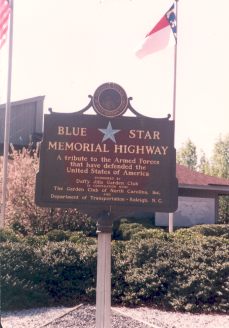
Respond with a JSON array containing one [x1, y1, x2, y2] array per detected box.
[[0, 96, 44, 154], [156, 164, 229, 226]]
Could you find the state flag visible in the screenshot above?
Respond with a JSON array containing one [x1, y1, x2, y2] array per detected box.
[[135, 3, 177, 59]]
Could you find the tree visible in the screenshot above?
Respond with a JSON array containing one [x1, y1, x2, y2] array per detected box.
[[210, 134, 229, 224], [198, 150, 211, 174], [3, 148, 95, 235], [177, 138, 197, 170], [210, 134, 229, 179]]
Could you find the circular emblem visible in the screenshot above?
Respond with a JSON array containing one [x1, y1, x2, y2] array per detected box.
[[92, 82, 128, 118]]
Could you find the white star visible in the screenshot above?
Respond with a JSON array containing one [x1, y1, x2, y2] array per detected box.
[[98, 121, 120, 143]]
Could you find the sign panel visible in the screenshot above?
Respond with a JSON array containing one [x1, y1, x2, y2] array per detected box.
[[35, 112, 178, 215]]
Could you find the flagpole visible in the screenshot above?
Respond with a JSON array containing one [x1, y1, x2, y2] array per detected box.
[[172, 0, 178, 122], [169, 0, 178, 233], [1, 0, 14, 228]]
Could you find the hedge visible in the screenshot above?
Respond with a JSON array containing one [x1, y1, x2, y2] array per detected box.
[[1, 241, 97, 310], [1, 226, 229, 312], [188, 224, 229, 239], [111, 235, 229, 312]]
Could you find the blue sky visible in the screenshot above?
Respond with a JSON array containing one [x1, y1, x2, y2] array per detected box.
[[0, 0, 228, 157]]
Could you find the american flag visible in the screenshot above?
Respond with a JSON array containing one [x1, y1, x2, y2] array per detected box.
[[0, 0, 10, 49]]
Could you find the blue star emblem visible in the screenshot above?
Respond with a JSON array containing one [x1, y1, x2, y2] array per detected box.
[[98, 121, 120, 143]]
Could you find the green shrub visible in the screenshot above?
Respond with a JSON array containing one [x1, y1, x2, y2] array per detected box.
[[24, 235, 48, 247], [69, 231, 86, 242], [218, 196, 229, 224], [112, 216, 155, 240], [11, 220, 29, 236], [69, 232, 96, 246], [114, 222, 146, 240], [1, 226, 228, 313], [115, 222, 166, 241], [39, 241, 97, 304], [188, 224, 229, 239], [0, 228, 22, 243], [132, 228, 170, 241], [46, 229, 69, 242], [174, 227, 198, 238], [0, 242, 50, 310], [0, 241, 97, 310], [112, 234, 229, 312], [9, 208, 97, 237]]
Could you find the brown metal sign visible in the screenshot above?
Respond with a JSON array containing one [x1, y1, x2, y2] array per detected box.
[[35, 83, 178, 218]]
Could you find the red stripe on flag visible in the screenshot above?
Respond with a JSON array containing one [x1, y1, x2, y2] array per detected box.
[[146, 15, 169, 37]]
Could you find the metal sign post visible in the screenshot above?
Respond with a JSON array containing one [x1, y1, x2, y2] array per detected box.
[[95, 211, 113, 328]]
